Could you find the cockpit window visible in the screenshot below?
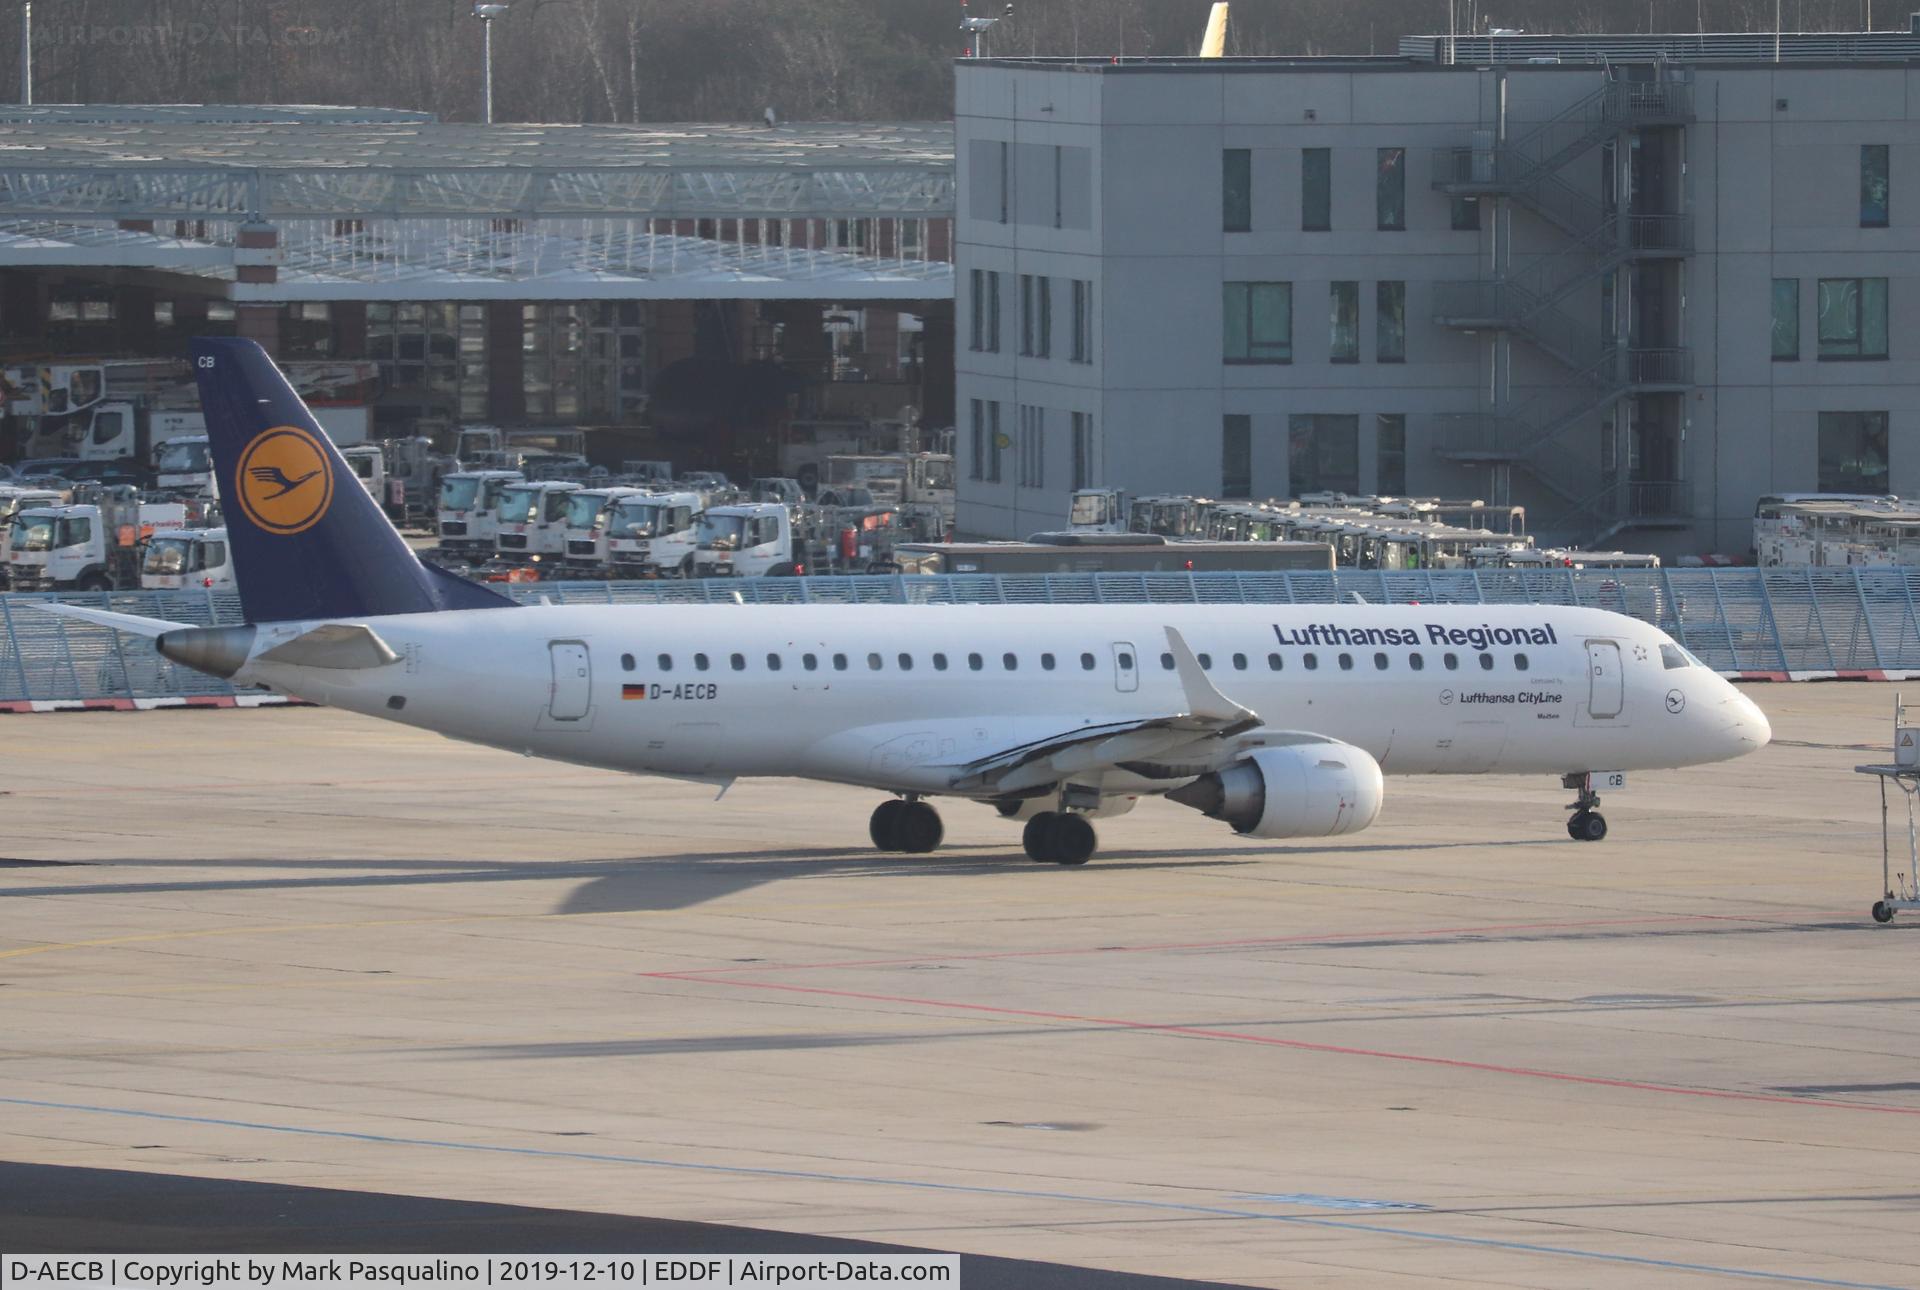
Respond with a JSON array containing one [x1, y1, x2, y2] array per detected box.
[[1660, 643, 1690, 670]]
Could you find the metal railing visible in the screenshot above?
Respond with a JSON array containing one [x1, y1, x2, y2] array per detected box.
[[6, 566, 1920, 701]]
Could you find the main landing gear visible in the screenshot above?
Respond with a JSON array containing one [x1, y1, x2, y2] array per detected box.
[[1562, 773, 1609, 842], [869, 797, 944, 854], [1022, 812, 1097, 865]]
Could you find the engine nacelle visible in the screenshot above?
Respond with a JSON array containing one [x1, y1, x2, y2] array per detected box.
[[1167, 742, 1383, 838]]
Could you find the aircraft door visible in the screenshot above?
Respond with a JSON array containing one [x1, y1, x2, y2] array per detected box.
[[1586, 639, 1623, 719], [1112, 641, 1139, 693], [548, 640, 591, 721]]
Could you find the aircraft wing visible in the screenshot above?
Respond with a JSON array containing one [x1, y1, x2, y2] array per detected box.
[[945, 627, 1262, 795]]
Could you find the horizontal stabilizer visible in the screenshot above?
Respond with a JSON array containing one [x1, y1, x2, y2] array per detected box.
[[28, 602, 191, 638], [256, 623, 400, 671]]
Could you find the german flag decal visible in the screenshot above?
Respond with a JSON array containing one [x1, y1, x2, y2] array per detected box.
[[622, 684, 648, 700]]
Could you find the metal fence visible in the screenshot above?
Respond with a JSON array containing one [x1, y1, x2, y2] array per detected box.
[[7, 566, 1920, 705]]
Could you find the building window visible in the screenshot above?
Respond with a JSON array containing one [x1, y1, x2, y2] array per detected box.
[[1288, 414, 1360, 495], [1377, 281, 1406, 362], [1377, 414, 1407, 496], [1224, 282, 1292, 363], [987, 401, 1003, 483], [986, 271, 1002, 352], [1329, 281, 1359, 363], [1817, 277, 1888, 360], [1071, 411, 1094, 489], [1862, 144, 1890, 228], [1070, 279, 1093, 363], [999, 140, 1010, 224], [1019, 274, 1035, 355], [1377, 147, 1406, 231], [969, 399, 985, 481], [1302, 148, 1330, 232], [1018, 405, 1046, 488], [1818, 411, 1889, 492], [969, 269, 984, 352], [1223, 148, 1252, 232], [1222, 414, 1252, 499], [1451, 195, 1480, 231], [1772, 279, 1799, 361], [1035, 276, 1051, 358]]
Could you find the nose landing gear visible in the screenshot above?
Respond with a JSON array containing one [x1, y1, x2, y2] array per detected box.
[[869, 797, 944, 854], [1562, 773, 1609, 842]]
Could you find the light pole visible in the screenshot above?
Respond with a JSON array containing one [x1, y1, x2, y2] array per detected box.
[[960, 2, 1012, 59], [20, 2, 31, 106], [474, 3, 509, 124]]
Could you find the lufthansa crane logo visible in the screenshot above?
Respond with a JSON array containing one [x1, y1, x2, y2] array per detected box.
[[235, 425, 333, 535]]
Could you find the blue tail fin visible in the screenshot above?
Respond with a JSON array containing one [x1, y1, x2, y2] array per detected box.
[[192, 337, 515, 623]]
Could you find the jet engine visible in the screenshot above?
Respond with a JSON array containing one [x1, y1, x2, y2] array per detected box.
[[1166, 742, 1383, 838]]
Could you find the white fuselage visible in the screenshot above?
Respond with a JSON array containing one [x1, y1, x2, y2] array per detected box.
[[230, 602, 1769, 796]]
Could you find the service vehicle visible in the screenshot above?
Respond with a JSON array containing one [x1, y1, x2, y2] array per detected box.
[[695, 502, 804, 577], [1753, 494, 1920, 567], [154, 435, 216, 496], [0, 485, 66, 585], [897, 534, 1335, 576], [493, 480, 584, 563], [435, 470, 524, 557], [141, 526, 234, 591], [7, 488, 187, 591], [560, 485, 654, 575], [61, 338, 1775, 867], [605, 491, 701, 578]]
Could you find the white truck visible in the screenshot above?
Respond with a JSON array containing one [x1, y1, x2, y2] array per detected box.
[[493, 480, 584, 563], [140, 526, 234, 591], [340, 444, 410, 519], [82, 401, 369, 470], [154, 435, 216, 496], [694, 502, 805, 578], [0, 485, 66, 586], [559, 485, 654, 575], [7, 492, 187, 591], [435, 469, 525, 558], [605, 491, 702, 578]]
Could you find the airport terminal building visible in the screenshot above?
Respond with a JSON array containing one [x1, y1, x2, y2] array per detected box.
[[954, 30, 1920, 553]]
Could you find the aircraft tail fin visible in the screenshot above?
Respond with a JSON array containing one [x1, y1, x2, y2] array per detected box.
[[191, 337, 515, 624]]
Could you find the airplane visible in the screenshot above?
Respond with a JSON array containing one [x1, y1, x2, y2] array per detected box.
[[37, 339, 1772, 866]]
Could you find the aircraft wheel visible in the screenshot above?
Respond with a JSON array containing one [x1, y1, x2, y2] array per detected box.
[[869, 799, 907, 851], [1567, 812, 1588, 840], [1577, 811, 1609, 843], [895, 801, 944, 854], [1053, 814, 1097, 865], [1022, 813, 1060, 863], [1872, 900, 1896, 924]]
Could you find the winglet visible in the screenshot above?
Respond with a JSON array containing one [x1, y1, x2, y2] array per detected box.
[[1164, 626, 1261, 728], [1200, 3, 1229, 57]]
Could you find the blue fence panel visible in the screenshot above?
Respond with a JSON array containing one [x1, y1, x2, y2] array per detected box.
[[8, 567, 1920, 703]]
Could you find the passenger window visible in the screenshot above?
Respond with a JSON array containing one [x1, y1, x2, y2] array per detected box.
[[695, 653, 710, 671], [1304, 653, 1319, 670], [1660, 643, 1689, 670], [1514, 652, 1529, 670], [1374, 652, 1389, 670], [1443, 652, 1459, 670], [658, 653, 673, 672], [1160, 652, 1176, 670], [1267, 652, 1283, 670], [803, 653, 818, 671], [730, 653, 746, 671], [968, 652, 984, 671], [1003, 652, 1018, 670], [621, 653, 635, 672], [868, 652, 884, 670], [1041, 652, 1056, 670], [833, 653, 848, 671], [933, 653, 949, 671], [1080, 652, 1096, 670], [1338, 653, 1353, 671], [1409, 652, 1424, 671], [767, 653, 782, 671], [1198, 653, 1213, 670], [1118, 651, 1133, 669], [1232, 653, 1248, 670], [899, 653, 914, 671], [1478, 652, 1494, 670]]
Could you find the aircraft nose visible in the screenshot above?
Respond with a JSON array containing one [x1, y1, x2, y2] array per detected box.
[[1720, 687, 1772, 752]]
